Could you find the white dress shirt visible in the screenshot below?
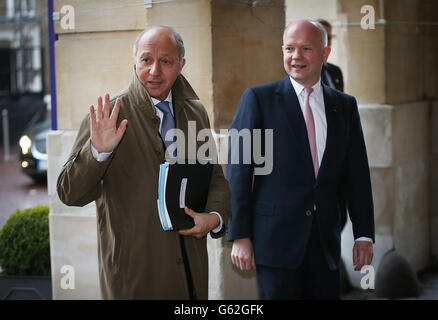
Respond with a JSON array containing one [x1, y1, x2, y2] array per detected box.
[[289, 77, 372, 244], [90, 90, 223, 233]]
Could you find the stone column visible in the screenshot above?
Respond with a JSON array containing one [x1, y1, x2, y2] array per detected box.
[[340, 0, 438, 289], [209, 0, 285, 299]]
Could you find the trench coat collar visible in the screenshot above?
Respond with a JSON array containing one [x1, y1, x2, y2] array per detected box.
[[128, 66, 199, 118]]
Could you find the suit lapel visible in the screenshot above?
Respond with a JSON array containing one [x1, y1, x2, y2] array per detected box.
[[276, 76, 315, 180], [276, 77, 342, 184], [316, 83, 340, 184]]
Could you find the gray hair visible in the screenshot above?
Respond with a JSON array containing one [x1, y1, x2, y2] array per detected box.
[[309, 20, 328, 48], [132, 26, 185, 67]]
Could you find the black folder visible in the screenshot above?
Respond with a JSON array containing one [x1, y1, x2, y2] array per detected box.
[[157, 160, 213, 231]]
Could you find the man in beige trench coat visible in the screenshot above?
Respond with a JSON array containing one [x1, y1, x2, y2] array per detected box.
[[57, 26, 231, 299]]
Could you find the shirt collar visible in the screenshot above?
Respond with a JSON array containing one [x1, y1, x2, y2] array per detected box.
[[289, 76, 322, 99], [151, 90, 173, 106]]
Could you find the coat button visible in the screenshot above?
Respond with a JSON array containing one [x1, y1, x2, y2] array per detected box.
[[177, 257, 184, 265], [306, 210, 312, 217]]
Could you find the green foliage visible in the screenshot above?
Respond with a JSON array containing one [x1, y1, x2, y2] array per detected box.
[[0, 205, 51, 276]]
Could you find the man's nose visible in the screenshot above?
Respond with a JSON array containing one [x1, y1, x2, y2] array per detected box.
[[150, 61, 161, 75], [292, 49, 301, 59]]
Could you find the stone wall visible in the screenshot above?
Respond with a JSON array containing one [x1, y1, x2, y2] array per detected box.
[[211, 0, 285, 130]]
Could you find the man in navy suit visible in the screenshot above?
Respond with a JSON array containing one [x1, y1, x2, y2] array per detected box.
[[226, 19, 375, 299]]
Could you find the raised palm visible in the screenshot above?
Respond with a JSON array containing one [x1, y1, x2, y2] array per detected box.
[[90, 93, 128, 153]]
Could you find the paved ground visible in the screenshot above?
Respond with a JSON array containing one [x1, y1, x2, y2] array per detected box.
[[0, 146, 49, 229], [417, 269, 438, 300]]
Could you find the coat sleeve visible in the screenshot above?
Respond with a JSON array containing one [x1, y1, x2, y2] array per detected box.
[[345, 97, 375, 242], [56, 115, 112, 207], [226, 88, 262, 241]]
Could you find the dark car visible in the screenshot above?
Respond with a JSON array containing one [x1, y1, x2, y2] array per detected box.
[[18, 119, 51, 183]]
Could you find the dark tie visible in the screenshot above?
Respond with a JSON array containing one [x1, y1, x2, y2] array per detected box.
[[155, 101, 176, 157]]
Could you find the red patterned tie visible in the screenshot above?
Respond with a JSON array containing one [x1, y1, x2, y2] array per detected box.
[[303, 87, 319, 177]]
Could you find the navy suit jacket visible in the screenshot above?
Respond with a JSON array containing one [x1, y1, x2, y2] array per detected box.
[[322, 62, 344, 92], [226, 76, 374, 271]]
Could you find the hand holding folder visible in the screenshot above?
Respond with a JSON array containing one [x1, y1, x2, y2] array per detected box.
[[178, 206, 220, 239], [157, 160, 215, 233]]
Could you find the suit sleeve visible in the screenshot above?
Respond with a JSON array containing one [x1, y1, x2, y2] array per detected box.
[[56, 115, 112, 207], [345, 97, 375, 242], [226, 88, 262, 241]]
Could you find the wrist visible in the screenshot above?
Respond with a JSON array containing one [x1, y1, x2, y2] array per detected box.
[[210, 213, 220, 229], [208, 212, 223, 233], [90, 141, 113, 162]]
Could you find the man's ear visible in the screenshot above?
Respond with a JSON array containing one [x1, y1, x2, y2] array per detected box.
[[180, 58, 186, 70], [323, 46, 331, 63]]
